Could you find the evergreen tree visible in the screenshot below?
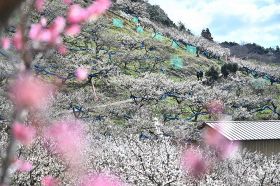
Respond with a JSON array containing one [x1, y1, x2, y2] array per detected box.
[[178, 21, 186, 32], [221, 65, 229, 78], [201, 28, 213, 41], [206, 66, 219, 81]]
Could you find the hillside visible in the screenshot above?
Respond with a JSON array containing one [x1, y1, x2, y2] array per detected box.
[[221, 41, 280, 64], [1, 0, 280, 185], [21, 1, 279, 123]]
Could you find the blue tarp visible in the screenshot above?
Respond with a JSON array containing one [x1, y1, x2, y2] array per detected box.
[[171, 56, 183, 69], [186, 45, 197, 54], [113, 18, 124, 28], [152, 32, 164, 41], [172, 40, 179, 48], [132, 17, 139, 23], [136, 26, 144, 33]]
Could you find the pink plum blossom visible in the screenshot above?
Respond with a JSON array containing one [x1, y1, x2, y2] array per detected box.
[[15, 159, 33, 172], [41, 176, 60, 186], [80, 173, 123, 186], [50, 33, 62, 45], [86, 0, 111, 18], [40, 17, 48, 27], [63, 0, 72, 5], [219, 140, 239, 159], [57, 44, 68, 55], [51, 16, 66, 34], [182, 149, 207, 178], [1, 37, 10, 50], [38, 29, 53, 42], [45, 17, 66, 44], [67, 0, 111, 24], [44, 120, 87, 166], [12, 122, 36, 145], [28, 17, 64, 45], [35, 0, 45, 12], [65, 24, 81, 36], [29, 23, 43, 40], [30, 17, 65, 44], [207, 100, 224, 114], [203, 127, 239, 159], [75, 67, 89, 81], [9, 73, 54, 109], [67, 4, 87, 24], [13, 29, 24, 50]]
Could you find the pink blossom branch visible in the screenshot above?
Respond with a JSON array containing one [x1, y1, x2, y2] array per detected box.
[[0, 1, 37, 184], [1, 0, 112, 184], [0, 109, 27, 184]]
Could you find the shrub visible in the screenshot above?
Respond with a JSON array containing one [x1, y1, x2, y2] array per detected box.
[[221, 63, 239, 78], [221, 65, 229, 78], [227, 63, 238, 73], [206, 66, 219, 81]]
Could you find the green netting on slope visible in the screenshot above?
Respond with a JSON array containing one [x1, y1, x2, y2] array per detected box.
[[132, 17, 139, 23], [264, 75, 270, 81], [152, 32, 164, 41], [113, 18, 124, 28], [251, 71, 258, 77], [251, 78, 270, 90], [172, 40, 179, 49], [170, 56, 183, 69], [136, 26, 144, 33], [186, 45, 197, 54]]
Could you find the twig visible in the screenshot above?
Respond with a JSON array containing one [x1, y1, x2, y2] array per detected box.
[[91, 78, 98, 101]]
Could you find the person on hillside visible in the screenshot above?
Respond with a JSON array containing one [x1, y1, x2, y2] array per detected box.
[[270, 77, 276, 85], [203, 50, 208, 58], [196, 71, 200, 81], [199, 71, 204, 81], [141, 41, 145, 49], [196, 47, 200, 57], [196, 70, 203, 81]]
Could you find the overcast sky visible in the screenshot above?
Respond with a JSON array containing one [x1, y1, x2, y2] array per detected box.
[[148, 0, 280, 48]]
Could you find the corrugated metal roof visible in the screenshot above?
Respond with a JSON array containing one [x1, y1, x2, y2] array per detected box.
[[204, 120, 280, 141]]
